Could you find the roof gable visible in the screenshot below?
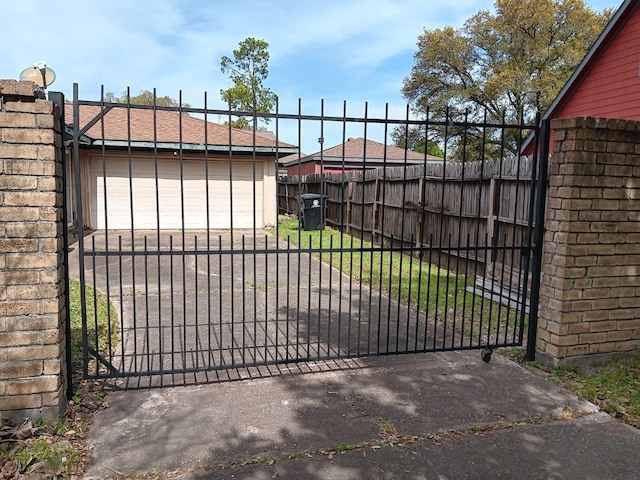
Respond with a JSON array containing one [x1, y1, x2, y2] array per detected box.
[[542, 0, 640, 121]]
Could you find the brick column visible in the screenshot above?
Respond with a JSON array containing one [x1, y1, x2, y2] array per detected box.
[[537, 116, 640, 366], [0, 80, 67, 421]]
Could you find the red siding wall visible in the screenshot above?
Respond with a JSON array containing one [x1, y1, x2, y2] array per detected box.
[[286, 162, 317, 176], [557, 11, 640, 121]]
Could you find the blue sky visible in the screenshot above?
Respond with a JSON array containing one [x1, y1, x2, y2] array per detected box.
[[2, 0, 622, 152]]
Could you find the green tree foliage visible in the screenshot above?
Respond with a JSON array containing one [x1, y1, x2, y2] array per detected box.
[[391, 127, 444, 157], [104, 90, 190, 108], [220, 37, 277, 129], [399, 0, 613, 159]]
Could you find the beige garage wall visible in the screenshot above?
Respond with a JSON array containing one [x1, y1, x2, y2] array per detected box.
[[79, 151, 276, 230]]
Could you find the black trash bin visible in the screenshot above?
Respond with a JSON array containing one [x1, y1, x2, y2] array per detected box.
[[300, 193, 326, 231]]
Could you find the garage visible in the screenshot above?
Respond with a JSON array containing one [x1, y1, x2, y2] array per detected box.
[[87, 153, 265, 230], [67, 103, 296, 232]]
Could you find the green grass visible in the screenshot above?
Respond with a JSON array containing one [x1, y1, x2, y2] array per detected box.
[[381, 419, 397, 436], [68, 278, 119, 375], [13, 435, 80, 477], [551, 356, 640, 427], [277, 219, 456, 312], [331, 442, 349, 453], [502, 348, 640, 428], [272, 218, 523, 344]]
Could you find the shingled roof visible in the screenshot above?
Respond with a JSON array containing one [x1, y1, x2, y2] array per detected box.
[[65, 103, 296, 152], [321, 137, 438, 161], [282, 137, 441, 166]]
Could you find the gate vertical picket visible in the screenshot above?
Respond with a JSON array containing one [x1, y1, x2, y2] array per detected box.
[[65, 85, 542, 385]]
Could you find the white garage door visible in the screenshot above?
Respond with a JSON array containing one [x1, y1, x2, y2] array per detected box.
[[90, 155, 263, 229]]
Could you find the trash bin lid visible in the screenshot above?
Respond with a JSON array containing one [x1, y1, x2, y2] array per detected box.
[[300, 193, 323, 200]]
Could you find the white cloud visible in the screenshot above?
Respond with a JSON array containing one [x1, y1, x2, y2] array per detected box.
[[1, 0, 620, 150]]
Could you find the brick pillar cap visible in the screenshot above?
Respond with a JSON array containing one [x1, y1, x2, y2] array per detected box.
[[0, 79, 46, 100], [551, 116, 640, 132]]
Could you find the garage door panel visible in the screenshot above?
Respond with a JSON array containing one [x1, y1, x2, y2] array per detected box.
[[91, 156, 263, 230]]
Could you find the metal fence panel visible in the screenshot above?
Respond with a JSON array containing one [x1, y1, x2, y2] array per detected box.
[[64, 86, 546, 384]]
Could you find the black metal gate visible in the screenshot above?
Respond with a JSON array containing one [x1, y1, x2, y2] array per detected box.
[[61, 84, 549, 385]]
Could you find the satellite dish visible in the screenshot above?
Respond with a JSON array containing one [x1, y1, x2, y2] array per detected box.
[[19, 61, 56, 89]]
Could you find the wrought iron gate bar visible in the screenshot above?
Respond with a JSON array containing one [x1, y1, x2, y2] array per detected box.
[[83, 244, 530, 257], [63, 85, 548, 383], [71, 99, 536, 130]]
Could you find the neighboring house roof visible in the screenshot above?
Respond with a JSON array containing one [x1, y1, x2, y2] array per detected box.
[[282, 137, 442, 167], [279, 151, 307, 164], [64, 103, 297, 155], [523, 0, 639, 152]]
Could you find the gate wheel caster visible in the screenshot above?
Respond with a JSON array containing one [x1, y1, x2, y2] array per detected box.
[[481, 348, 493, 363]]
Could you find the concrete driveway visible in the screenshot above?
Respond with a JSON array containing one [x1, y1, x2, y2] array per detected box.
[[69, 229, 446, 387], [75, 232, 640, 479]]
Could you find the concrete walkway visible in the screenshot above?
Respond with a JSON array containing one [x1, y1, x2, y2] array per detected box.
[[84, 350, 640, 479]]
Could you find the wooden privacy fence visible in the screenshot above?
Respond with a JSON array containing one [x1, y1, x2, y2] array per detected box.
[[278, 156, 536, 300]]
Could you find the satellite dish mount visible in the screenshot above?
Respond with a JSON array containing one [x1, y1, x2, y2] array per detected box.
[[19, 61, 56, 89]]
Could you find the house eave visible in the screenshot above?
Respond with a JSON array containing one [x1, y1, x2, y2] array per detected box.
[[91, 140, 298, 155]]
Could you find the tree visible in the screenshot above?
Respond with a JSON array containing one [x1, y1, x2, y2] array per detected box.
[[220, 37, 277, 130], [399, 0, 613, 158], [104, 89, 190, 108], [391, 127, 444, 157]]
